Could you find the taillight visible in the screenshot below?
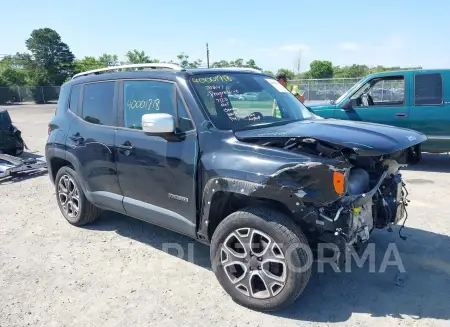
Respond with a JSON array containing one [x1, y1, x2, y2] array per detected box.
[[48, 125, 51, 135]]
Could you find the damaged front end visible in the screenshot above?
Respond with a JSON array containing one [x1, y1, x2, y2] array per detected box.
[[236, 130, 424, 252]]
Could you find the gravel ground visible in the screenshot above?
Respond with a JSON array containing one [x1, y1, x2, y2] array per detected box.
[[1, 104, 450, 327]]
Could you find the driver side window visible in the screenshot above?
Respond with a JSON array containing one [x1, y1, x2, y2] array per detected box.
[[350, 76, 405, 107]]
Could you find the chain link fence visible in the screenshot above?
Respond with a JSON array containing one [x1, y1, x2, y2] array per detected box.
[[0, 86, 61, 104], [0, 77, 402, 105], [288, 78, 362, 102]]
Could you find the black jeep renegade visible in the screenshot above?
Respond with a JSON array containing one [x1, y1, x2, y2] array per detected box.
[[46, 64, 426, 311]]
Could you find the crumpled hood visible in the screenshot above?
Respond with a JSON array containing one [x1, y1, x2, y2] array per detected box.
[[234, 118, 427, 156]]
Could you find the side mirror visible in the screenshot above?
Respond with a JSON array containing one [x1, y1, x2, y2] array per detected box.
[[341, 99, 353, 111], [142, 113, 175, 134]]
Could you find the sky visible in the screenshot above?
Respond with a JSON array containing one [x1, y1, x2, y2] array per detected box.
[[1, 0, 450, 72]]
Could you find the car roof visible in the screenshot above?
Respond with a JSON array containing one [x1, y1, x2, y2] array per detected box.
[[367, 68, 450, 79], [66, 65, 270, 87]]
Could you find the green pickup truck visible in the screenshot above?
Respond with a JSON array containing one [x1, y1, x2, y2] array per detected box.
[[308, 69, 450, 153]]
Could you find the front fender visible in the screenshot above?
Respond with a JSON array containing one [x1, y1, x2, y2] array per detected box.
[[197, 158, 349, 240]]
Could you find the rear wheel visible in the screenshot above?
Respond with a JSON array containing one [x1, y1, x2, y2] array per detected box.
[[55, 166, 101, 226], [210, 206, 313, 312]]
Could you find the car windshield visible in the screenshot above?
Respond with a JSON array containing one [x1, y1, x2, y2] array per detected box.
[[189, 73, 313, 131]]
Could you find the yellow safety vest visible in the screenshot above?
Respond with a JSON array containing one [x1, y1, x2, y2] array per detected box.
[[273, 84, 300, 118]]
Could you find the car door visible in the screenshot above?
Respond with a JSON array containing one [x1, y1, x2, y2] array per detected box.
[[334, 75, 410, 129], [114, 79, 198, 237], [65, 81, 125, 213], [408, 72, 450, 153]]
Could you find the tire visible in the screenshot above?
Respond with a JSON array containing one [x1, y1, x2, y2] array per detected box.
[[210, 206, 313, 312], [55, 166, 101, 226]]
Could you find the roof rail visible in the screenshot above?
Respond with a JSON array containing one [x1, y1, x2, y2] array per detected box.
[[219, 67, 263, 73], [72, 63, 183, 80]]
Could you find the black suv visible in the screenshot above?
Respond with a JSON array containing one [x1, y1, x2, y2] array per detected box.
[[46, 63, 426, 311]]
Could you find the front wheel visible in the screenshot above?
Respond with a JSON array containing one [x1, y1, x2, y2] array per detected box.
[[210, 206, 313, 312]]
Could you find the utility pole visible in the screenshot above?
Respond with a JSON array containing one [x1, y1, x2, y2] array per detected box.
[[295, 50, 302, 75], [206, 43, 210, 68]]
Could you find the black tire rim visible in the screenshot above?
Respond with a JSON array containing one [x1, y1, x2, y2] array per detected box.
[[220, 228, 287, 299]]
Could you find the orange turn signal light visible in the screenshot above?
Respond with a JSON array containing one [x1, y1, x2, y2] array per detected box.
[[333, 172, 345, 195]]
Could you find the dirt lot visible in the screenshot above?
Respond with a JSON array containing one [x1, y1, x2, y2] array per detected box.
[[1, 104, 449, 327]]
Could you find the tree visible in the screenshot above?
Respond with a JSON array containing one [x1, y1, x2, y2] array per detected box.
[[25, 28, 75, 85], [0, 66, 27, 86], [309, 60, 334, 79], [244, 59, 262, 70], [98, 53, 119, 67], [125, 49, 159, 64], [175, 52, 202, 68], [230, 58, 244, 67], [333, 64, 369, 78], [74, 56, 104, 74], [210, 58, 262, 70], [211, 60, 230, 68]]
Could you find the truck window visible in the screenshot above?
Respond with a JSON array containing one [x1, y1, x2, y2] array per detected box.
[[350, 76, 404, 107], [414, 73, 443, 106], [82, 81, 116, 126]]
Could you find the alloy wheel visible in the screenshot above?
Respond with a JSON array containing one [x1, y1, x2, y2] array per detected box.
[[220, 228, 287, 299], [58, 174, 80, 218]]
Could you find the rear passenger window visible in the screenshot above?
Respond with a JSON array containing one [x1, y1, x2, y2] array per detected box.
[[414, 74, 443, 106], [123, 80, 175, 129], [69, 85, 81, 113], [82, 82, 115, 125]]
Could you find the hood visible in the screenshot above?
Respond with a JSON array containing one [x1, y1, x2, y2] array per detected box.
[[234, 119, 427, 156]]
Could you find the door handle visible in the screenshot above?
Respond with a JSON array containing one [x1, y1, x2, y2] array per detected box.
[[69, 133, 83, 143], [396, 113, 407, 118], [117, 142, 133, 154], [118, 144, 133, 150]]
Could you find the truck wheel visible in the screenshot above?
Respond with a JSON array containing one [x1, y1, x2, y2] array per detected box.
[[55, 166, 101, 226], [210, 206, 313, 311]]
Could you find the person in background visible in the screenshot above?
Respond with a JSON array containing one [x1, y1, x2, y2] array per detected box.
[[272, 73, 305, 117], [275, 72, 289, 88], [290, 84, 305, 103]]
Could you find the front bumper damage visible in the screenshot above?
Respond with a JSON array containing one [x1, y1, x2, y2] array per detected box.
[[302, 169, 408, 248]]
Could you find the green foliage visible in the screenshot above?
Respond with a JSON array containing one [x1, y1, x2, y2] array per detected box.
[[74, 56, 105, 74], [309, 60, 334, 79], [211, 58, 261, 70], [175, 52, 202, 68], [126, 49, 150, 64], [98, 53, 119, 67], [25, 28, 75, 85]]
